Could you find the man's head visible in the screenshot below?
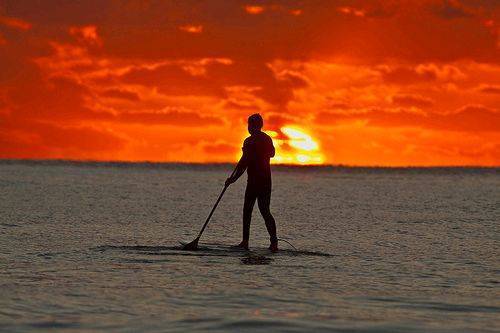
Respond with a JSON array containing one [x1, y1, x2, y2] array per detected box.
[[248, 113, 263, 135]]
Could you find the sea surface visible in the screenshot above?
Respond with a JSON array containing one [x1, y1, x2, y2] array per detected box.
[[0, 160, 499, 333]]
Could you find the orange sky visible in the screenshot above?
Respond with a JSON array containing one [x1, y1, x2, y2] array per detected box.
[[0, 0, 499, 166]]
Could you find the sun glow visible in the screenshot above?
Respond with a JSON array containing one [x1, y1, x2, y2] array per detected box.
[[267, 126, 324, 165]]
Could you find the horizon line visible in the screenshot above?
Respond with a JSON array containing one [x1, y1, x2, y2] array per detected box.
[[0, 158, 499, 169]]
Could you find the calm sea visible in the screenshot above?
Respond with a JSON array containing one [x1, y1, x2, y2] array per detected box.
[[0, 160, 499, 333]]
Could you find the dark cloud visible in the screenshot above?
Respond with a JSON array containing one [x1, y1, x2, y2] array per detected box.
[[116, 110, 224, 127], [6, 75, 109, 122], [0, 52, 41, 85], [224, 99, 260, 111], [120, 63, 226, 98], [4, 72, 222, 128], [202, 142, 238, 155], [3, 0, 498, 63], [433, 0, 473, 19], [478, 85, 500, 94], [391, 94, 434, 108], [379, 66, 438, 85], [0, 117, 125, 158], [265, 113, 297, 129], [0, 15, 32, 30], [316, 105, 500, 132], [100, 88, 141, 101], [35, 122, 125, 151], [117, 60, 307, 106], [0, 0, 499, 164], [379, 63, 466, 84]]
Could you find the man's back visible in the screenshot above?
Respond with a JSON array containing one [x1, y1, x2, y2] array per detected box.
[[242, 131, 275, 186]]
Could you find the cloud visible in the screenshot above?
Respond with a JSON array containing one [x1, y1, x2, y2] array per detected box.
[[244, 4, 304, 17], [115, 110, 224, 127], [2, 66, 222, 129], [115, 59, 306, 105], [69, 25, 102, 45], [0, 118, 125, 159], [478, 84, 500, 94], [0, 1, 499, 165], [5, 75, 111, 123], [315, 105, 500, 132], [119, 63, 226, 97], [0, 15, 32, 30], [244, 5, 264, 15], [337, 6, 366, 18], [35, 123, 125, 152], [378, 63, 466, 85], [100, 88, 141, 101], [1, 1, 497, 63], [211, 61, 308, 106], [202, 141, 238, 155], [264, 113, 297, 129], [179, 25, 203, 34], [224, 99, 260, 111], [432, 0, 473, 19], [391, 94, 434, 108], [379, 66, 438, 85]]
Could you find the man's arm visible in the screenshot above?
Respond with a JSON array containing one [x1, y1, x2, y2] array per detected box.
[[225, 151, 248, 186]]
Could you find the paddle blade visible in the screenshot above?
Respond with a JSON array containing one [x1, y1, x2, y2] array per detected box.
[[182, 238, 199, 251]]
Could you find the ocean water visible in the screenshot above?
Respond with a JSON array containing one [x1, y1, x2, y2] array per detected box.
[[0, 161, 499, 333]]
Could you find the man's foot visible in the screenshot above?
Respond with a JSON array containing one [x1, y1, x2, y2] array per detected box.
[[231, 240, 249, 250], [269, 242, 278, 253]]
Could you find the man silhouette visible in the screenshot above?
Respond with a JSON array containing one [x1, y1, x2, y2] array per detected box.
[[225, 114, 278, 252]]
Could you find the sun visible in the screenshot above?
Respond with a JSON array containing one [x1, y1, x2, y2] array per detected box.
[[266, 126, 324, 165]]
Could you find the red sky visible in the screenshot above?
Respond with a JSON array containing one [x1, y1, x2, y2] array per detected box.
[[0, 0, 499, 166]]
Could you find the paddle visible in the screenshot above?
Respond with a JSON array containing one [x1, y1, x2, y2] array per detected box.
[[182, 166, 238, 250]]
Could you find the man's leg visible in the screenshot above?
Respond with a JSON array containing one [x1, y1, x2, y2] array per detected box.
[[257, 191, 278, 249], [240, 186, 257, 248]]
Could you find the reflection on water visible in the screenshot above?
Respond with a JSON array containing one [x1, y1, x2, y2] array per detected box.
[[0, 162, 498, 332], [98, 244, 276, 265], [240, 255, 273, 265]]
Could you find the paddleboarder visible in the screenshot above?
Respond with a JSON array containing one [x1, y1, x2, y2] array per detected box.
[[225, 114, 278, 252]]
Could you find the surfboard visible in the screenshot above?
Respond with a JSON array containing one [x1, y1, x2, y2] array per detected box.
[[178, 241, 333, 257], [95, 242, 333, 257], [179, 241, 248, 252]]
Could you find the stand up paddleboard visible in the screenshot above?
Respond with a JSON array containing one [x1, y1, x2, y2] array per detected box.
[[178, 241, 332, 257], [179, 241, 248, 252]]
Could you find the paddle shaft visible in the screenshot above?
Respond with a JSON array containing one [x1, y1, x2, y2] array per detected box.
[[196, 166, 238, 239]]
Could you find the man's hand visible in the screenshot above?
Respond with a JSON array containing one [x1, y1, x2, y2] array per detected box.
[[225, 177, 235, 187], [225, 156, 246, 187]]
